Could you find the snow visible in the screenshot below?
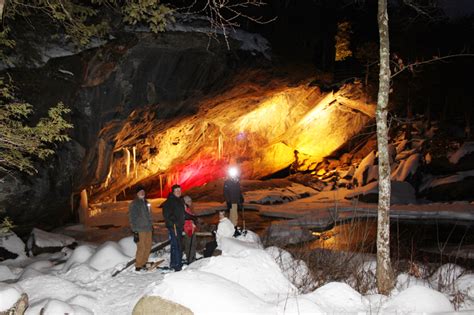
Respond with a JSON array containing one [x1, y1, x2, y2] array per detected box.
[[420, 169, 474, 192], [28, 228, 76, 249], [244, 184, 315, 205], [430, 263, 465, 288], [448, 141, 474, 164], [0, 283, 21, 311], [353, 150, 376, 186], [87, 241, 131, 271], [166, 14, 270, 58], [149, 270, 274, 314], [346, 180, 417, 204], [63, 245, 96, 272], [189, 247, 296, 302], [0, 265, 17, 282], [382, 285, 454, 313], [1, 233, 473, 314], [391, 153, 420, 181], [266, 246, 312, 290], [304, 282, 367, 313]]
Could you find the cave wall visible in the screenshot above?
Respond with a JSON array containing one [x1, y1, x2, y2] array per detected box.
[[0, 30, 256, 229]]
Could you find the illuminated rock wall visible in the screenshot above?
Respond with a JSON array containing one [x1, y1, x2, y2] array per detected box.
[[93, 78, 375, 201]]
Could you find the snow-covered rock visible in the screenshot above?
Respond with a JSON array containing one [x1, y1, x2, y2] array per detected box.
[[0, 232, 27, 261], [87, 241, 129, 271], [382, 285, 454, 313], [391, 153, 420, 181], [27, 228, 76, 255], [118, 236, 136, 258], [449, 142, 474, 164], [63, 245, 96, 272], [395, 273, 432, 292], [0, 284, 22, 312], [149, 270, 275, 314], [353, 151, 376, 186], [0, 265, 17, 282], [304, 282, 367, 313], [430, 263, 465, 289]]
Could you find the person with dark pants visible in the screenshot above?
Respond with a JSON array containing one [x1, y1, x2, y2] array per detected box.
[[224, 167, 244, 226], [128, 186, 153, 271], [162, 184, 185, 271]]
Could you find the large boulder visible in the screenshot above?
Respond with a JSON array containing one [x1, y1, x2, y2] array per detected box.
[[132, 296, 193, 315]]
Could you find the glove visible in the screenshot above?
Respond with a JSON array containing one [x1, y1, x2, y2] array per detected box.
[[133, 232, 139, 243]]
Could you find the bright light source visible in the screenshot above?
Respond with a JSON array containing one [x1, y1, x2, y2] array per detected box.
[[228, 166, 239, 178]]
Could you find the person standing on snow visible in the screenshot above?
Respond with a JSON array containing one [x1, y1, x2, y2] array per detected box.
[[162, 184, 185, 271], [223, 166, 244, 226], [128, 186, 153, 271], [182, 195, 198, 264]]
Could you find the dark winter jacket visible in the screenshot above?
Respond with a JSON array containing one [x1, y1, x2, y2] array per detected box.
[[223, 178, 244, 205], [162, 194, 185, 230], [128, 198, 153, 232]]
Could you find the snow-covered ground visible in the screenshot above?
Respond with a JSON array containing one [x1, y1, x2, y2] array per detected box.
[[1, 229, 473, 314]]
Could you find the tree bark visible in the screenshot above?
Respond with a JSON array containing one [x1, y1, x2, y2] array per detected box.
[[376, 0, 395, 295], [0, 0, 5, 20]]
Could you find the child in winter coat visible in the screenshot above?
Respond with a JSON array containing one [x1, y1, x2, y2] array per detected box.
[[183, 195, 198, 264]]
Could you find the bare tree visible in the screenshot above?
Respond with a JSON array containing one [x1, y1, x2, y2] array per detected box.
[[375, 0, 395, 294]]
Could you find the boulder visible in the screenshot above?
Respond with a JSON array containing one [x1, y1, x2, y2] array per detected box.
[[345, 181, 417, 204], [132, 296, 193, 315], [265, 224, 315, 245], [26, 228, 76, 256]]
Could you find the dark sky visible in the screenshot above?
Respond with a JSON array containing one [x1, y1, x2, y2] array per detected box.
[[439, 0, 474, 18]]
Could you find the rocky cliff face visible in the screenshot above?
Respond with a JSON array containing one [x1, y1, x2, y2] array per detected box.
[[0, 29, 376, 230]]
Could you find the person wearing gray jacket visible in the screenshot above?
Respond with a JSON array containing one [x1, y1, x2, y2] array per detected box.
[[128, 186, 153, 271]]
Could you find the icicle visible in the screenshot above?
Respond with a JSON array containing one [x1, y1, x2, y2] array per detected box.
[[125, 148, 131, 177], [132, 146, 136, 171], [159, 174, 163, 198], [218, 133, 223, 159], [105, 163, 113, 188]]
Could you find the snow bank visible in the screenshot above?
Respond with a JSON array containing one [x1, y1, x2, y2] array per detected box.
[[304, 282, 367, 313], [191, 247, 297, 302], [276, 295, 326, 314], [149, 270, 274, 314], [87, 241, 129, 271], [382, 285, 454, 313], [0, 284, 21, 312], [219, 236, 262, 256], [266, 246, 312, 290]]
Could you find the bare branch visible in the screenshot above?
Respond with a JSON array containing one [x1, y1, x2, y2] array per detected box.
[[391, 53, 474, 79]]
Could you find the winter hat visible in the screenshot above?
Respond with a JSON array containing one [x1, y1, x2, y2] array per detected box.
[[135, 185, 145, 193], [171, 184, 181, 192]]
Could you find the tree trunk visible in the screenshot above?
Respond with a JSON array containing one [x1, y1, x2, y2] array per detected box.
[[0, 0, 4, 20], [376, 0, 395, 295]]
